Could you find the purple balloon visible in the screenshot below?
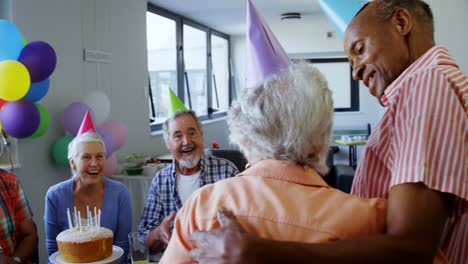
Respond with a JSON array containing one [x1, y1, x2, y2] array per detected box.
[[62, 102, 90, 135], [18, 41, 57, 82], [0, 100, 40, 138], [97, 127, 115, 158]]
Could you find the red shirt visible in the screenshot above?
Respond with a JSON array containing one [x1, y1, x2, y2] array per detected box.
[[352, 46, 468, 264], [0, 169, 33, 256]]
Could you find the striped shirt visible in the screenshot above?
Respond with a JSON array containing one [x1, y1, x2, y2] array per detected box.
[[0, 169, 33, 256], [137, 154, 239, 245], [351, 46, 467, 264]]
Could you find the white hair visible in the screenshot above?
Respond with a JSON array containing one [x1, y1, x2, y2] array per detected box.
[[228, 63, 334, 174], [68, 131, 106, 159]]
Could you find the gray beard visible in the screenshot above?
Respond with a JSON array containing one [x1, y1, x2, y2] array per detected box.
[[179, 154, 201, 169]]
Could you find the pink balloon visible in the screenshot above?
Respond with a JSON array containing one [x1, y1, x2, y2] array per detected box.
[[104, 154, 117, 176], [99, 120, 127, 151]]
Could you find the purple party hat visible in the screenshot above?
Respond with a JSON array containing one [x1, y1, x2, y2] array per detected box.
[[245, 0, 290, 89]]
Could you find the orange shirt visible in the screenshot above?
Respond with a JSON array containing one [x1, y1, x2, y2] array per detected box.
[[160, 159, 387, 263]]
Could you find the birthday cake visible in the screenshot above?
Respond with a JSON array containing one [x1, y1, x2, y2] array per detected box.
[[56, 226, 113, 263]]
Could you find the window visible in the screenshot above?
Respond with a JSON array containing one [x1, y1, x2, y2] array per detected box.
[[305, 58, 359, 112], [183, 23, 208, 117], [210, 34, 230, 115], [147, 5, 232, 131], [146, 10, 177, 126]]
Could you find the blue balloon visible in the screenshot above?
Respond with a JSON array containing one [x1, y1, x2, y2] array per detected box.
[[0, 20, 22, 61], [23, 79, 50, 102]]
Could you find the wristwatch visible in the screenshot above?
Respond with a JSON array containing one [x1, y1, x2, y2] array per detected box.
[[12, 256, 22, 263]]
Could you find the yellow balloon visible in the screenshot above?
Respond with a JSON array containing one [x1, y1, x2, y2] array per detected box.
[[0, 60, 30, 101]]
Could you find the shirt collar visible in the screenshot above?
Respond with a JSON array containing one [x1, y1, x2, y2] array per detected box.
[[381, 45, 458, 107], [237, 159, 329, 188]]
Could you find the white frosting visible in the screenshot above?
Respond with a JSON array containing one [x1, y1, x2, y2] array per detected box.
[[57, 226, 113, 242]]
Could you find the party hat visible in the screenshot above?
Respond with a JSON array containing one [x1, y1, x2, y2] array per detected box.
[[167, 87, 187, 116], [77, 111, 96, 135], [318, 0, 369, 38], [245, 0, 290, 89]]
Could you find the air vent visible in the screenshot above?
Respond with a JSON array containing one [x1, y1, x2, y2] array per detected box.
[[281, 12, 301, 20]]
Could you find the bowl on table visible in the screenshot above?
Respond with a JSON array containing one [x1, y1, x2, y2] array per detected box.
[[122, 162, 143, 175], [125, 167, 143, 175]]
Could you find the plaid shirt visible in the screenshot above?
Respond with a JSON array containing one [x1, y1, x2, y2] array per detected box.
[[0, 169, 33, 256], [137, 154, 239, 241]]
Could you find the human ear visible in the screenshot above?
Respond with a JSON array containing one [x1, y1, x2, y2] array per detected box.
[[392, 8, 412, 35], [70, 159, 76, 171]]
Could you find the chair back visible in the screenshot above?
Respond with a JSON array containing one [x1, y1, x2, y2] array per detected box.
[[210, 149, 247, 172]]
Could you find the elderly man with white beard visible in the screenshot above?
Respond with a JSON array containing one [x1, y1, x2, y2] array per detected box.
[[137, 109, 239, 253]]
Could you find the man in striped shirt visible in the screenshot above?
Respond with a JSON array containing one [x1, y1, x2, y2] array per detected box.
[[189, 1, 467, 263]]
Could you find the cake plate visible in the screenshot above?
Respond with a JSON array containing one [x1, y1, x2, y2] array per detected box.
[[49, 245, 123, 264]]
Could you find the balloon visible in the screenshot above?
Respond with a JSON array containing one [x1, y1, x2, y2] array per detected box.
[[104, 154, 117, 176], [0, 100, 40, 138], [51, 135, 74, 167], [23, 79, 50, 102], [62, 102, 90, 135], [83, 90, 110, 125], [97, 127, 115, 158], [99, 120, 128, 151], [21, 35, 28, 47], [0, 60, 30, 101], [30, 103, 51, 138], [0, 20, 22, 61], [18, 41, 57, 82]]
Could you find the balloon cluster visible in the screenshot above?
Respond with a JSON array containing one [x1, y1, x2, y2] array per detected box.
[[51, 91, 128, 176], [0, 20, 56, 139]]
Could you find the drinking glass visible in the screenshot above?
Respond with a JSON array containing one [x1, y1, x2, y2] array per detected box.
[[128, 232, 149, 264]]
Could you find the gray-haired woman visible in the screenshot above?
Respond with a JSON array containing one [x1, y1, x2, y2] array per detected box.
[[159, 63, 388, 263], [44, 132, 132, 263]]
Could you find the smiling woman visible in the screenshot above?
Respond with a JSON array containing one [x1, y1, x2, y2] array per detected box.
[[44, 116, 132, 264]]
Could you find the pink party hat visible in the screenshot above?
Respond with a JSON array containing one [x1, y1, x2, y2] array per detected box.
[[77, 111, 96, 135], [245, 0, 290, 89], [318, 0, 369, 37]]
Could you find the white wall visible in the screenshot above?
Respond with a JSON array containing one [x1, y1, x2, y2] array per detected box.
[[1, 0, 467, 262]]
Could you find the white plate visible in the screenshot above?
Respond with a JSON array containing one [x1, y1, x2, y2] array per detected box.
[[49, 245, 123, 264]]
